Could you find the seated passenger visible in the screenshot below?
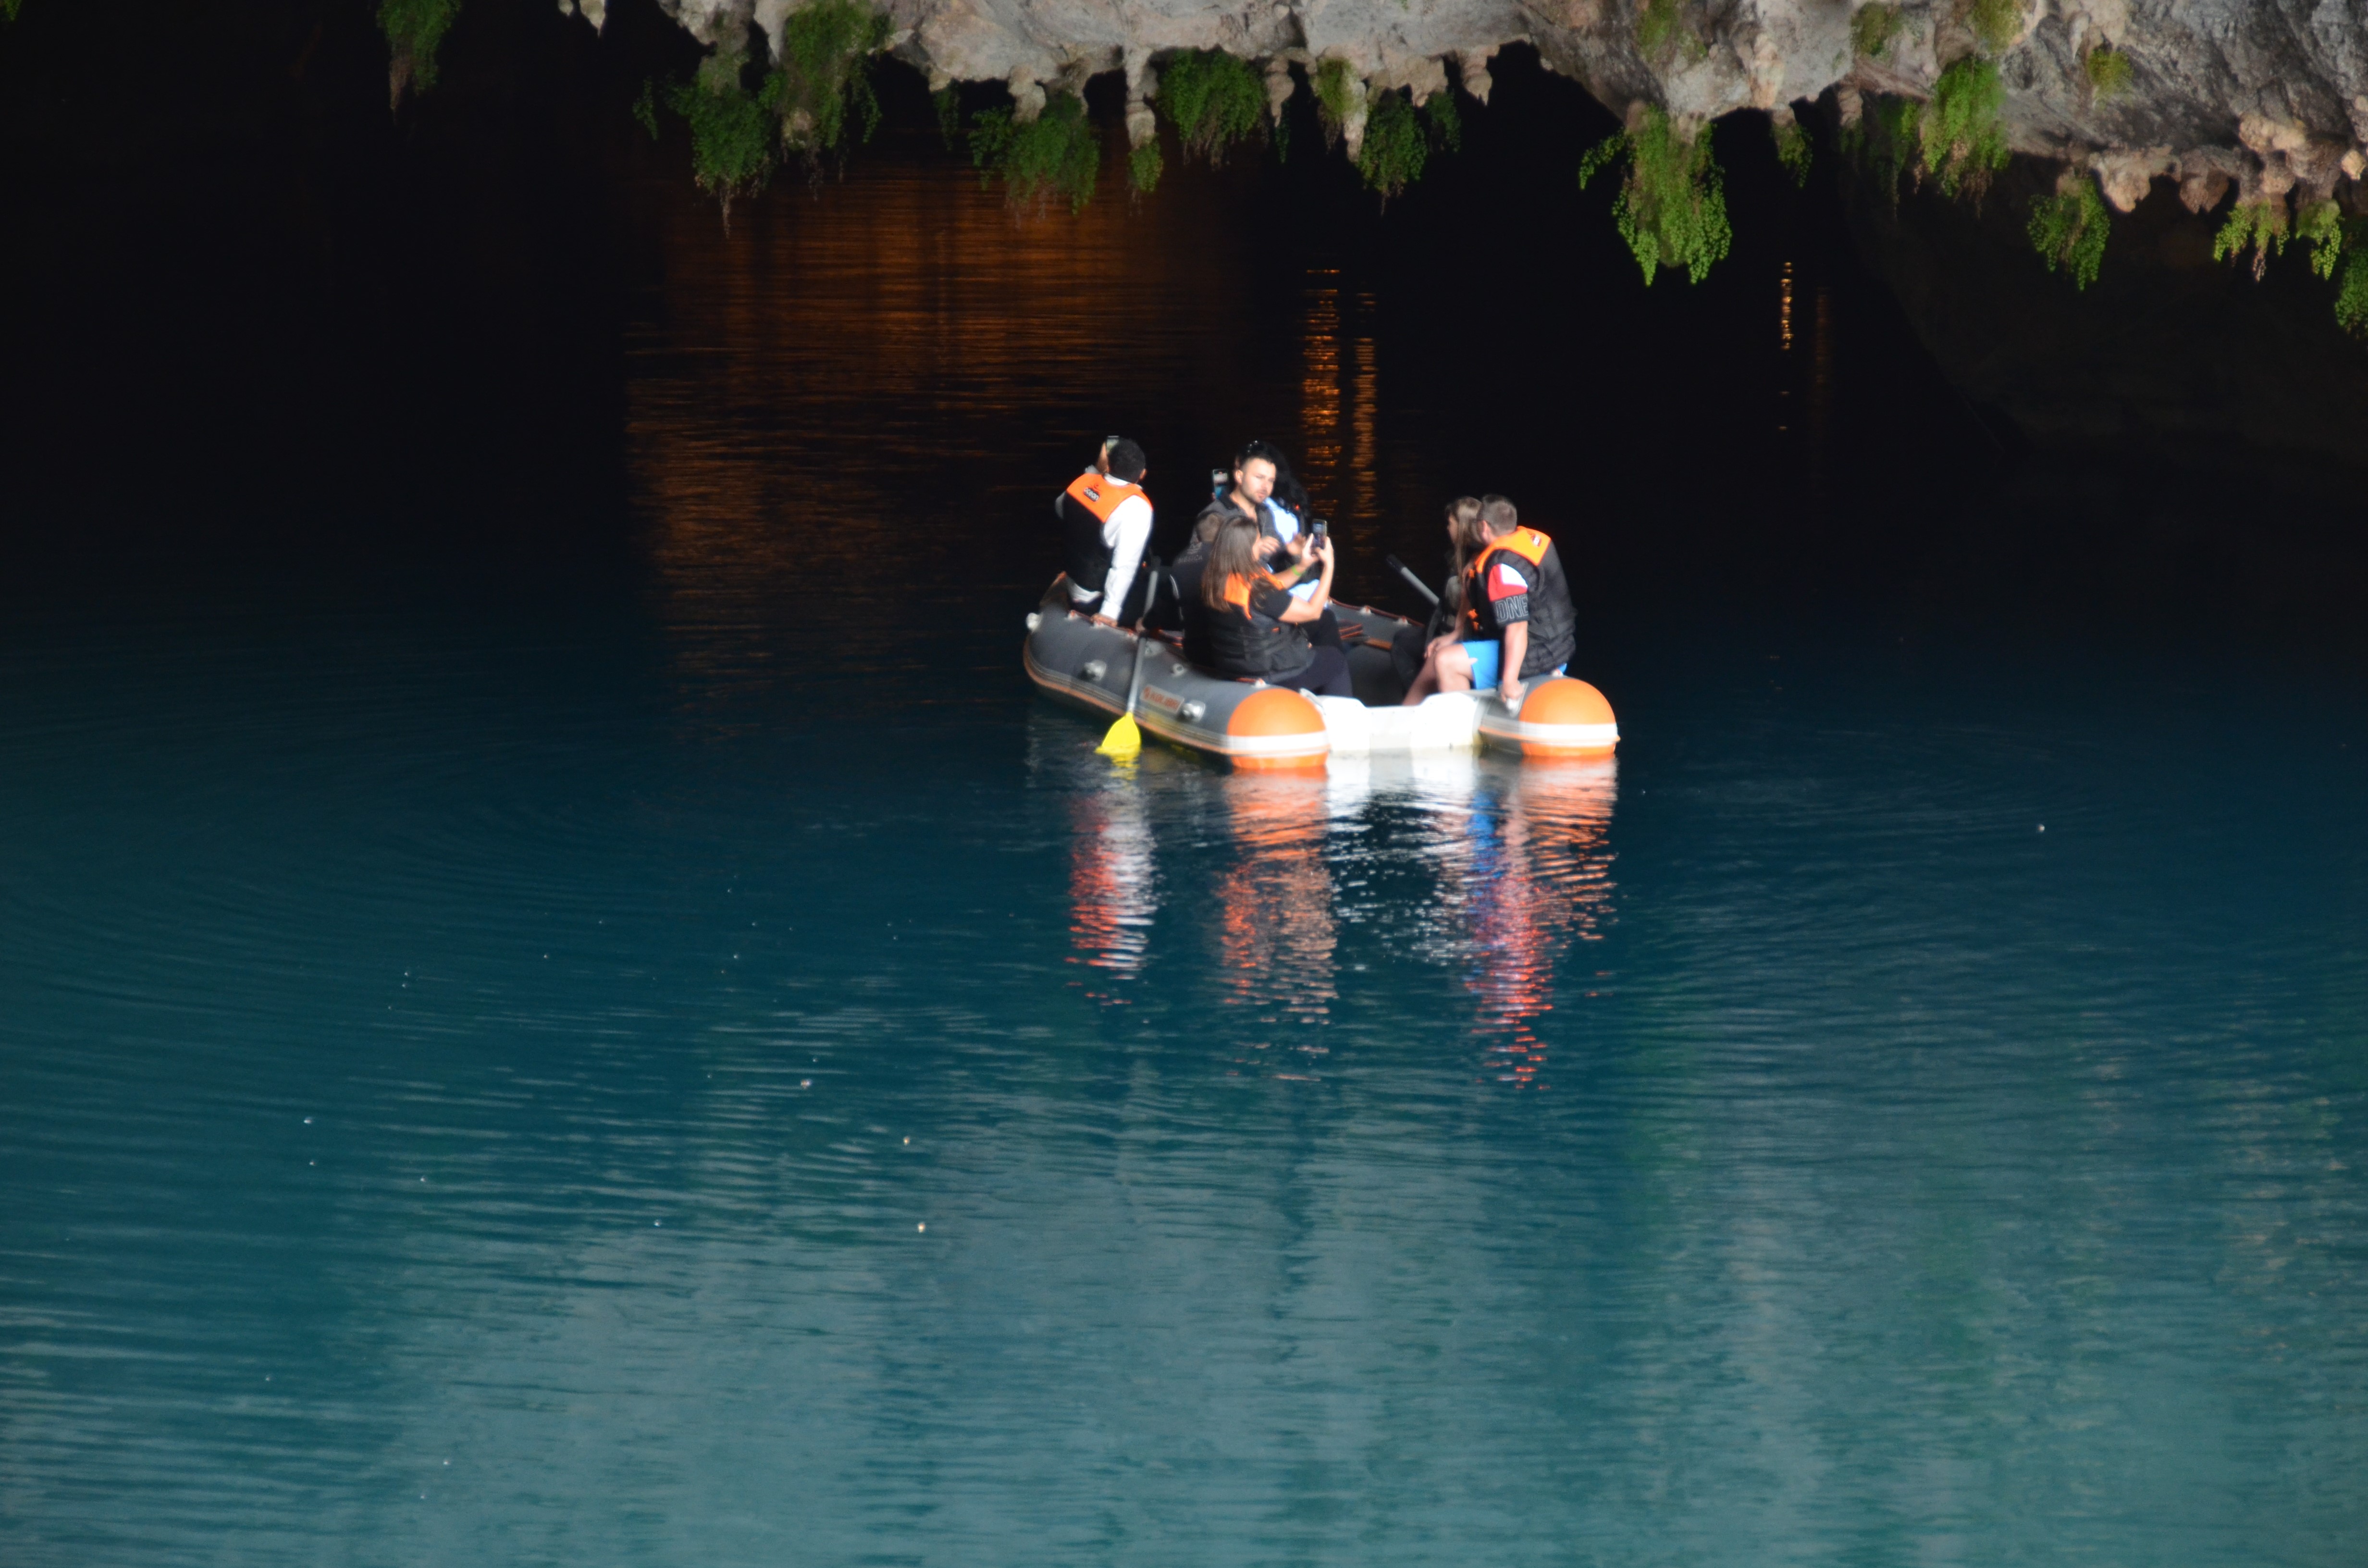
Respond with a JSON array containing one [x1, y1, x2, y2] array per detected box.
[[1164, 509, 1224, 668], [1390, 497, 1481, 688], [1214, 441, 1343, 652], [1401, 495, 1577, 709], [1057, 438, 1154, 625], [1201, 517, 1355, 698]]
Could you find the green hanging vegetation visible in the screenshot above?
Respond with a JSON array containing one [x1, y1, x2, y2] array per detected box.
[[1966, 0, 2023, 53], [1129, 139, 1164, 195], [2, 0, 23, 23], [1634, 0, 1704, 61], [1851, 3, 1902, 59], [2026, 175, 2108, 290], [2084, 46, 2133, 99], [1579, 108, 1732, 285], [2276, 205, 2368, 334], [1333, 88, 1463, 204], [1773, 116, 1812, 186], [2335, 247, 2368, 336], [2296, 198, 2344, 279], [1357, 90, 1427, 203], [1919, 56, 2009, 198], [970, 91, 1101, 213], [769, 0, 892, 162], [2213, 199, 2289, 280], [1157, 50, 1266, 165], [380, 0, 461, 101], [669, 44, 778, 217], [1313, 59, 1356, 149], [633, 80, 660, 139], [1844, 94, 1927, 205], [1425, 89, 1463, 155], [933, 87, 962, 148]]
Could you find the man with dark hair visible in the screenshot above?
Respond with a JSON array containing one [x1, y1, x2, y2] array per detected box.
[[1400, 494, 1577, 709], [1201, 440, 1341, 652], [1057, 437, 1154, 624]]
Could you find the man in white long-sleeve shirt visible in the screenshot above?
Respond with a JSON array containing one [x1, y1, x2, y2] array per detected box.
[[1058, 438, 1154, 625]]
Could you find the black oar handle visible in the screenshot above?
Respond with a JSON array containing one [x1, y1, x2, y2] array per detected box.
[[1131, 554, 1162, 633], [1385, 554, 1441, 608]]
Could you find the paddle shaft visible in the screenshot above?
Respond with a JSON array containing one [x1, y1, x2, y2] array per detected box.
[[1384, 554, 1441, 608], [1119, 554, 1160, 719]]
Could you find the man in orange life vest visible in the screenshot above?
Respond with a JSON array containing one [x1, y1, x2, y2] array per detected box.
[[1058, 438, 1154, 625], [1401, 495, 1577, 708]]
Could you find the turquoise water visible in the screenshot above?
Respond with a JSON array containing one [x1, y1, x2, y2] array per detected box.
[[6, 93, 2368, 1565]]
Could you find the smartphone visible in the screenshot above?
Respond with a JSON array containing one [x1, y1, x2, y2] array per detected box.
[[1310, 520, 1329, 545]]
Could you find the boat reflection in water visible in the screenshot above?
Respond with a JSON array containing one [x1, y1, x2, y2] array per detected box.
[[1044, 717, 1619, 1078], [1064, 772, 1157, 1002], [1454, 760, 1617, 1087], [1215, 773, 1339, 1054]]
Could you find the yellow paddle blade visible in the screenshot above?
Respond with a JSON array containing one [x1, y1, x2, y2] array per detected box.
[[1096, 712, 1142, 758]]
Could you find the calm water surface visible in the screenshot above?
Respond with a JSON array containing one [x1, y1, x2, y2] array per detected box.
[[4, 92, 2367, 1565]]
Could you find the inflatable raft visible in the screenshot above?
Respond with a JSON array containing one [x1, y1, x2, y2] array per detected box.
[[1023, 577, 1618, 771]]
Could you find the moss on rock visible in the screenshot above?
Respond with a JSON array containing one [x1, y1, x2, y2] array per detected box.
[[1635, 0, 1704, 63], [1920, 57, 2009, 198], [1313, 59, 1356, 150], [2084, 46, 2133, 100], [1851, 3, 1902, 60], [770, 0, 893, 164]]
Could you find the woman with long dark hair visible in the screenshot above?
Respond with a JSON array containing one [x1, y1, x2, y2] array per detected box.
[[1200, 518, 1355, 697]]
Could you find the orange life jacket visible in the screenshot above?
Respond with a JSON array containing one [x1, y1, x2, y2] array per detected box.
[[1210, 571, 1310, 678], [1220, 572, 1273, 612], [1064, 470, 1143, 524], [1460, 526, 1577, 673], [1061, 471, 1148, 604]]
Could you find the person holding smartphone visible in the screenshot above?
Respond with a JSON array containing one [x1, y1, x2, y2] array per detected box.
[[1214, 440, 1345, 653], [1200, 517, 1354, 697]]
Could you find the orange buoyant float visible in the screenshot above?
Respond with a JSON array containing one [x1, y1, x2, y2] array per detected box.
[[1226, 686, 1331, 772], [1512, 678, 1620, 760]]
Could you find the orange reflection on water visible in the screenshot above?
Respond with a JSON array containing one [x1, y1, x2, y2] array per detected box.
[[1298, 270, 1343, 514], [1432, 761, 1618, 1087], [1213, 773, 1337, 1040], [625, 157, 1266, 722], [1349, 294, 1379, 521], [1295, 272, 1384, 527], [1066, 781, 1156, 1001]]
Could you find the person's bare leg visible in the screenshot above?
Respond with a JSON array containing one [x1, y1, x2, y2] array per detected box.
[[1402, 656, 1439, 705], [1435, 645, 1475, 694], [1404, 645, 1474, 704], [1403, 641, 1447, 706]]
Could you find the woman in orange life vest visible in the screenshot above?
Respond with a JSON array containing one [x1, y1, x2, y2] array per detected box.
[[1401, 494, 1579, 708], [1199, 517, 1356, 698]]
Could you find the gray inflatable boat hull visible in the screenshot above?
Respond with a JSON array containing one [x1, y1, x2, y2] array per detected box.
[[1024, 578, 1618, 768]]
